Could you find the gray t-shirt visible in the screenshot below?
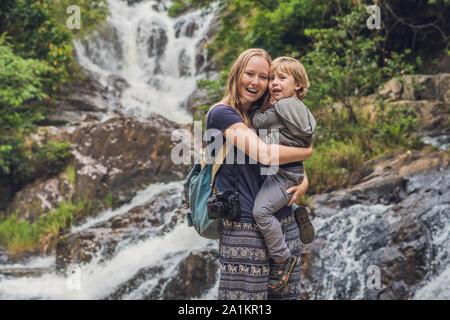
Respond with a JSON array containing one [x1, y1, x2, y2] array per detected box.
[[251, 97, 316, 148]]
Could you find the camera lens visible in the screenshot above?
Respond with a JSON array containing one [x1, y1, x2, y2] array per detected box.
[[207, 201, 224, 219]]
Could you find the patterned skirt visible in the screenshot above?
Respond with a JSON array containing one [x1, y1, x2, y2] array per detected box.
[[218, 215, 301, 300]]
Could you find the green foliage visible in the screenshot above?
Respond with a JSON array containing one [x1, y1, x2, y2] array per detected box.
[[0, 0, 106, 190], [192, 71, 228, 126], [0, 191, 115, 255], [207, 0, 356, 70], [303, 6, 419, 123], [373, 102, 418, 147], [303, 102, 420, 193], [3, 139, 73, 187], [0, 200, 75, 254], [65, 164, 76, 186], [0, 36, 51, 109], [168, 0, 216, 17], [305, 137, 365, 194]]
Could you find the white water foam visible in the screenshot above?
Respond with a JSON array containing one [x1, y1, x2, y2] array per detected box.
[[0, 221, 215, 300]]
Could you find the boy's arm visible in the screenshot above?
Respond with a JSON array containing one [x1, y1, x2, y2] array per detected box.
[[223, 122, 312, 165], [274, 97, 316, 136], [251, 107, 278, 130]]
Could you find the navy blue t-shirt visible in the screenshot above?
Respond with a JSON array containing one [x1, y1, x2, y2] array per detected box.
[[206, 105, 292, 223]]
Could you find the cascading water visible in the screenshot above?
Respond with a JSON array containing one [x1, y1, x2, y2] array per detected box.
[[74, 0, 219, 124], [0, 181, 217, 299]]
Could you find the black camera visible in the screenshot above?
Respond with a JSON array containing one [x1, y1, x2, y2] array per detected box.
[[207, 190, 241, 220]]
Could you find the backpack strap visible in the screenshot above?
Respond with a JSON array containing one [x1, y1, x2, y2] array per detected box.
[[211, 141, 233, 187]]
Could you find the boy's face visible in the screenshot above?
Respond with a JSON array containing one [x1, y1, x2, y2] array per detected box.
[[269, 69, 301, 101]]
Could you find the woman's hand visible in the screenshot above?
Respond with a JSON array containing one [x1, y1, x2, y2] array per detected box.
[[286, 171, 309, 206]]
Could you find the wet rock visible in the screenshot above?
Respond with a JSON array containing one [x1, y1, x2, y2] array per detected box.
[[106, 74, 130, 98], [162, 250, 219, 300], [5, 115, 191, 226], [45, 69, 110, 126], [178, 49, 191, 77], [0, 248, 12, 265], [106, 265, 165, 300], [184, 87, 213, 112], [301, 163, 450, 300], [0, 268, 51, 278], [147, 26, 168, 58], [174, 19, 198, 38], [106, 249, 219, 300], [312, 149, 449, 209], [77, 23, 123, 71]]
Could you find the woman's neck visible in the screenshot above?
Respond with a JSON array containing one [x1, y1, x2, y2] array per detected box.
[[241, 102, 251, 113]]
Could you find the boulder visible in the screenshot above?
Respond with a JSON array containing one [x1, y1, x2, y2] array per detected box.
[[161, 250, 219, 300], [174, 19, 199, 38], [184, 87, 212, 112], [106, 249, 219, 300], [45, 69, 110, 126], [311, 149, 449, 209], [378, 73, 450, 104], [378, 77, 403, 101]]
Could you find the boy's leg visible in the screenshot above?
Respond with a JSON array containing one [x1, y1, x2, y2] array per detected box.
[[253, 174, 293, 261]]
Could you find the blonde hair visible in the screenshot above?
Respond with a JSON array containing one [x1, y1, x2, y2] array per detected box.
[[271, 56, 310, 101], [209, 48, 272, 127]]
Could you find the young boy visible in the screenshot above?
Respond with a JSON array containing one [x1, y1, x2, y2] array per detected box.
[[251, 56, 316, 291]]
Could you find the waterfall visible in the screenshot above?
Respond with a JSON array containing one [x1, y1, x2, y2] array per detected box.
[[74, 0, 219, 124], [0, 181, 217, 300]]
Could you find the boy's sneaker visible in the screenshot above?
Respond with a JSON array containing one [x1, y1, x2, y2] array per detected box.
[[268, 255, 297, 291], [294, 205, 315, 244]]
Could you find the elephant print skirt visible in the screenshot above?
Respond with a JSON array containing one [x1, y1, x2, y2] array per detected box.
[[218, 215, 301, 300]]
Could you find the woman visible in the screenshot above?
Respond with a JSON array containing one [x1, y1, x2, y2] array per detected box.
[[206, 48, 311, 300]]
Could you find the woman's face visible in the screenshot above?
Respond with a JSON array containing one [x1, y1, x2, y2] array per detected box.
[[239, 56, 270, 109]]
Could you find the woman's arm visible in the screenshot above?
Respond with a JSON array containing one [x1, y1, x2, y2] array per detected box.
[[223, 122, 312, 165], [286, 170, 308, 206]]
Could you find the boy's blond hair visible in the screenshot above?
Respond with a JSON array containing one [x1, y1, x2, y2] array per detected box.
[[271, 56, 310, 101]]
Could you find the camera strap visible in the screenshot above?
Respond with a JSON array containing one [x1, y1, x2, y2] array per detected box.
[[210, 141, 233, 187], [233, 149, 239, 195]]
